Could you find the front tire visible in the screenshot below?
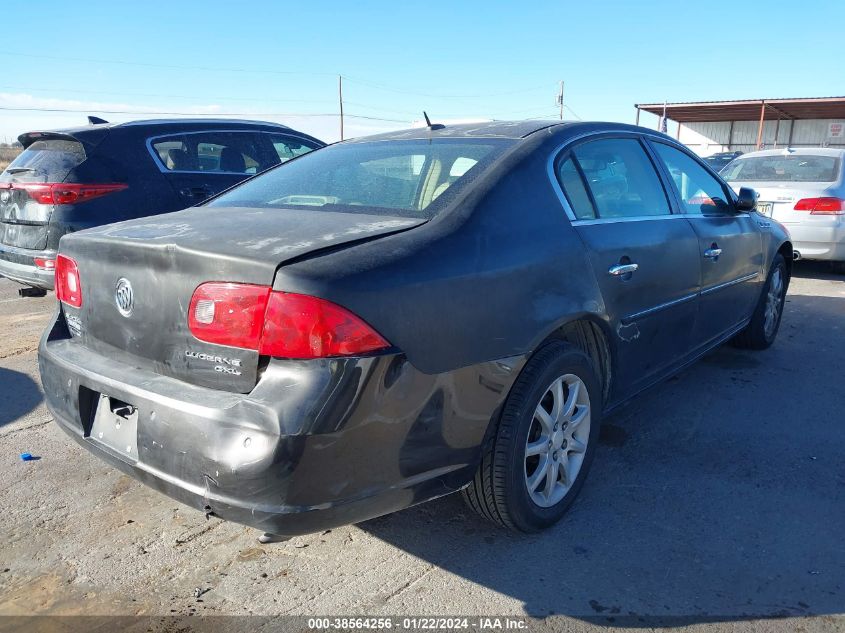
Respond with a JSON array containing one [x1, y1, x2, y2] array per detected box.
[[463, 341, 602, 532], [732, 253, 788, 350]]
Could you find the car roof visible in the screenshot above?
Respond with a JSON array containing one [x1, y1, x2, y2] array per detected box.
[[344, 120, 668, 143], [346, 120, 569, 142], [737, 147, 845, 158], [17, 118, 319, 149]]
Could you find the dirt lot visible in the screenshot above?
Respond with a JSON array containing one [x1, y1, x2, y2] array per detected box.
[[0, 265, 843, 632]]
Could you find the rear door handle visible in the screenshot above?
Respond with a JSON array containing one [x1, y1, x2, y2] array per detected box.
[[181, 186, 213, 199], [608, 263, 639, 276], [704, 247, 722, 260]]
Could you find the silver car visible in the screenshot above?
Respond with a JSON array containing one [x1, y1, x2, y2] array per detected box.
[[722, 148, 844, 271]]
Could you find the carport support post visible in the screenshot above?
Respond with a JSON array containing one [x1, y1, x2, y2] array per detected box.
[[635, 107, 640, 126], [756, 101, 766, 150]]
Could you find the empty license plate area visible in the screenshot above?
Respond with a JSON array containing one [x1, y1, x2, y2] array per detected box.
[[87, 393, 139, 462]]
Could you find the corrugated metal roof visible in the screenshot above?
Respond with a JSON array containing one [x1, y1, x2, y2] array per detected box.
[[636, 97, 845, 122]]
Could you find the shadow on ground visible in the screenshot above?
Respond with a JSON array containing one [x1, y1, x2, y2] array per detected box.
[[360, 293, 845, 626], [0, 367, 43, 427], [791, 260, 845, 282]]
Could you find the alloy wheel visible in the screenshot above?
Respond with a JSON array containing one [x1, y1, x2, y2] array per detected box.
[[524, 373, 591, 508], [764, 267, 784, 338]]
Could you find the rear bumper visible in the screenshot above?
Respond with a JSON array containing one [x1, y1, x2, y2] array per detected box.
[[785, 221, 845, 261], [0, 244, 55, 289], [39, 312, 520, 535]]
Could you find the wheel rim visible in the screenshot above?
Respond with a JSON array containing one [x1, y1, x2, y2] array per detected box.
[[763, 267, 784, 338], [524, 373, 591, 508]]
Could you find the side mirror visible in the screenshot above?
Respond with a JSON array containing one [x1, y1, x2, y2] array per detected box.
[[736, 187, 757, 212]]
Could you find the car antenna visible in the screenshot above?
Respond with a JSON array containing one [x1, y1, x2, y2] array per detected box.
[[87, 116, 109, 125], [423, 111, 445, 131]]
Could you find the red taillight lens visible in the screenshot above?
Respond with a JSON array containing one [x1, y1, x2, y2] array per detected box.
[[34, 257, 55, 270], [55, 254, 82, 308], [794, 197, 845, 215], [7, 182, 127, 205], [260, 292, 390, 359], [187, 283, 390, 359], [188, 283, 271, 349]]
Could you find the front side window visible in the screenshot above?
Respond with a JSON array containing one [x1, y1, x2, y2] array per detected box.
[[652, 143, 733, 214], [271, 135, 320, 163], [556, 137, 670, 219], [722, 154, 840, 183], [207, 139, 509, 218]]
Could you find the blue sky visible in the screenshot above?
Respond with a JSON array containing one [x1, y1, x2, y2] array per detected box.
[[1, 0, 843, 142]]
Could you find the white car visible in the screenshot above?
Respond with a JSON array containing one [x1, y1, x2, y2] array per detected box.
[[722, 148, 845, 271]]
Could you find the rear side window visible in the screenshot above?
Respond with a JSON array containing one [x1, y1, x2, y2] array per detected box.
[[2, 139, 86, 182], [722, 154, 840, 183], [556, 138, 670, 219], [557, 158, 596, 219], [652, 143, 732, 214], [207, 139, 509, 219], [151, 132, 318, 175]]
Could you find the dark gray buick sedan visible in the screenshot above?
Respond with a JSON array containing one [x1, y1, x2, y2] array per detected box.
[[39, 121, 791, 540]]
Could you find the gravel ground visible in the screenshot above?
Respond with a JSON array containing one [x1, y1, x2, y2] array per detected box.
[[0, 265, 843, 632]]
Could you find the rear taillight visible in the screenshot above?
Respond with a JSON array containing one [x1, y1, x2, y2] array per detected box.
[[34, 257, 55, 270], [188, 283, 270, 349], [2, 182, 127, 205], [187, 282, 390, 359], [794, 197, 845, 215], [55, 255, 82, 308]]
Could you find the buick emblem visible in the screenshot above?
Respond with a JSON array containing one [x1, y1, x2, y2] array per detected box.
[[114, 278, 134, 317], [0, 191, 10, 204]]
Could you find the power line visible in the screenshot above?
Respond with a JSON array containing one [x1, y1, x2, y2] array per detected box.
[[0, 51, 337, 77], [342, 75, 550, 99], [0, 51, 551, 101], [0, 85, 336, 105], [0, 105, 407, 123]]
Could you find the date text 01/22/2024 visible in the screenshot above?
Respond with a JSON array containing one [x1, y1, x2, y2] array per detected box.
[[306, 617, 529, 630]]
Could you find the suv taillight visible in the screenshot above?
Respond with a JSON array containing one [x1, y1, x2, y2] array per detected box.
[[55, 255, 82, 308], [794, 197, 845, 215], [188, 282, 390, 359], [2, 182, 127, 205]]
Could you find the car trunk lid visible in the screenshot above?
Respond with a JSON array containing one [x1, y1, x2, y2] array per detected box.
[[58, 206, 424, 393], [730, 182, 838, 224], [0, 135, 90, 250]]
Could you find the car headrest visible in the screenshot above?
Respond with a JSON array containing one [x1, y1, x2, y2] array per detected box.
[[219, 147, 246, 173], [166, 149, 193, 171]]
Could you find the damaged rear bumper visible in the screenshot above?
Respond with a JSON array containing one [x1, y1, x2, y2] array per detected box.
[[0, 244, 56, 289], [39, 313, 521, 535]]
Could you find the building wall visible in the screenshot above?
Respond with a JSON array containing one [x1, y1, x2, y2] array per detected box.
[[678, 119, 845, 156]]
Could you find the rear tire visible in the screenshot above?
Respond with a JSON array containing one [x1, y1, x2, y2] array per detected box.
[[463, 341, 602, 532], [732, 254, 788, 350]]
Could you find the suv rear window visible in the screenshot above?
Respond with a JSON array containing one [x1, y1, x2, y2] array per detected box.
[[207, 139, 509, 218], [2, 139, 86, 182], [722, 155, 840, 183]]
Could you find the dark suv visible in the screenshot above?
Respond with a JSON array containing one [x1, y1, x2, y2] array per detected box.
[[0, 118, 324, 292]]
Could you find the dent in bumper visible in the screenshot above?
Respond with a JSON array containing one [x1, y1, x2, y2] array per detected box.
[[39, 315, 525, 535]]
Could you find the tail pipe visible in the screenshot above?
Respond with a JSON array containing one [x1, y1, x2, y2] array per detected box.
[[793, 250, 802, 261]]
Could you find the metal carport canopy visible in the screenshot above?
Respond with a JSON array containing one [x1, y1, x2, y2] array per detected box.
[[635, 97, 845, 122]]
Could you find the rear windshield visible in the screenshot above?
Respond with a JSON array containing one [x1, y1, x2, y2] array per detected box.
[[722, 154, 840, 183], [207, 138, 510, 218], [1, 139, 86, 182]]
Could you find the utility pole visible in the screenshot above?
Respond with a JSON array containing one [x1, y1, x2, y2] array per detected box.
[[557, 81, 565, 120], [338, 75, 344, 141]]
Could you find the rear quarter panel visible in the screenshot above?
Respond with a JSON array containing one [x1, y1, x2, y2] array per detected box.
[[272, 132, 609, 378]]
